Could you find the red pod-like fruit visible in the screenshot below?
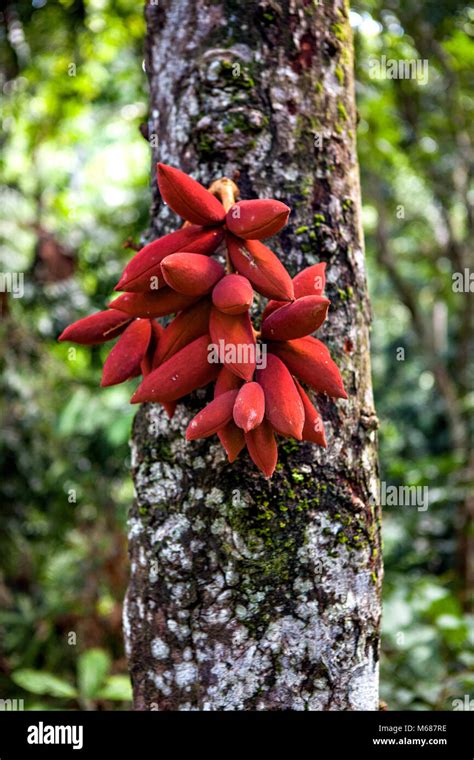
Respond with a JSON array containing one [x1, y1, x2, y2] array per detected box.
[[186, 389, 239, 441], [245, 419, 278, 478], [256, 354, 304, 439], [142, 310, 178, 417], [141, 321, 164, 376], [233, 382, 265, 432], [261, 295, 330, 341], [161, 253, 225, 296], [109, 288, 197, 318], [269, 336, 347, 399], [157, 163, 226, 226], [101, 318, 152, 387], [162, 401, 178, 419], [227, 234, 294, 301], [61, 160, 344, 474], [115, 226, 224, 292], [261, 263, 327, 321], [214, 366, 244, 396], [218, 423, 246, 463], [261, 299, 285, 322], [214, 367, 245, 462], [209, 306, 256, 381], [58, 309, 132, 345], [225, 199, 290, 239], [153, 299, 212, 367], [212, 274, 253, 315], [294, 379, 327, 447], [293, 262, 326, 298], [131, 334, 218, 403]]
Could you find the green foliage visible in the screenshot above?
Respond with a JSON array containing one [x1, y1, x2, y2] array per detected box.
[[353, 0, 473, 710], [12, 670, 77, 699], [12, 647, 132, 708], [0, 0, 145, 711], [77, 648, 112, 700]]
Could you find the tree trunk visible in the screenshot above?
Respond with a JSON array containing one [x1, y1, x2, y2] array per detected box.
[[124, 0, 382, 711]]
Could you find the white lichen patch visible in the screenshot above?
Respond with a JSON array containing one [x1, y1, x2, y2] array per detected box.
[[136, 461, 184, 506], [151, 637, 170, 661], [149, 560, 159, 584], [147, 670, 172, 697], [174, 662, 198, 689], [150, 514, 193, 572], [205, 487, 224, 506], [122, 592, 132, 657], [349, 654, 379, 711], [167, 618, 191, 641], [127, 517, 143, 540]]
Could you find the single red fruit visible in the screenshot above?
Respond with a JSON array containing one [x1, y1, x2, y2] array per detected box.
[[109, 288, 197, 318], [233, 382, 265, 432], [101, 318, 152, 387], [245, 419, 278, 478], [269, 336, 347, 399], [209, 307, 256, 381], [293, 262, 326, 298], [227, 234, 294, 301], [295, 379, 327, 447], [225, 199, 290, 239], [186, 390, 239, 440], [161, 252, 224, 296], [214, 368, 245, 462], [139, 324, 178, 419], [58, 309, 131, 345], [217, 423, 246, 463], [261, 295, 330, 341], [256, 354, 304, 439], [131, 334, 218, 403], [212, 274, 253, 314], [157, 163, 226, 226]]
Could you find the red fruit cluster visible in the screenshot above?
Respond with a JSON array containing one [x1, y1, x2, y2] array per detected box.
[[59, 164, 347, 477]]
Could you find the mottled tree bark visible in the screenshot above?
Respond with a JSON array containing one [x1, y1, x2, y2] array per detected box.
[[124, 0, 382, 710]]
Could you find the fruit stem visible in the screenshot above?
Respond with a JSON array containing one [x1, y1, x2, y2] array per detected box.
[[208, 177, 239, 213], [208, 178, 240, 275]]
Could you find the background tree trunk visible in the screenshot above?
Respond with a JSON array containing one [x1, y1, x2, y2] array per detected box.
[[124, 0, 382, 711]]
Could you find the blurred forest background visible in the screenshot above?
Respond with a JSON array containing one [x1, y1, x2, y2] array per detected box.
[[0, 0, 472, 710]]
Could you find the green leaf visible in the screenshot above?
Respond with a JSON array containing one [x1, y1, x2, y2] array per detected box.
[[12, 670, 77, 699], [97, 675, 132, 701], [77, 648, 111, 699]]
